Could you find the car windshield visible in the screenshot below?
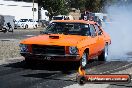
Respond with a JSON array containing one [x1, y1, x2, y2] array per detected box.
[[20, 19, 28, 22], [43, 22, 91, 36]]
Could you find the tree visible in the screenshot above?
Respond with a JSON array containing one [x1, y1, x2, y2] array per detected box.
[[69, 0, 108, 12], [70, 0, 86, 11], [12, 0, 70, 20], [11, 0, 37, 3], [12, 0, 130, 16], [42, 0, 70, 20]]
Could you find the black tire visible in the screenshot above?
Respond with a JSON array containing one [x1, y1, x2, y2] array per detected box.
[[35, 25, 37, 29], [3, 28, 7, 33], [24, 25, 28, 29], [8, 28, 13, 32], [80, 52, 88, 69], [25, 57, 36, 66], [77, 75, 86, 85], [98, 44, 109, 61]]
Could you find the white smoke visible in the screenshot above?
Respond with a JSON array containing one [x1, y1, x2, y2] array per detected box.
[[104, 4, 132, 61]]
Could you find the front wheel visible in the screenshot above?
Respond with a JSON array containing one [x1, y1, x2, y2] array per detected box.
[[2, 28, 7, 33], [80, 52, 88, 69], [25, 57, 36, 66], [98, 44, 109, 61], [77, 75, 86, 85]]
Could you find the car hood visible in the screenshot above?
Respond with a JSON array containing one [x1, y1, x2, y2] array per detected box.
[[20, 34, 87, 46]]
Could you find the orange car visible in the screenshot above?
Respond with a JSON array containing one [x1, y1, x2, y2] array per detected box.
[[19, 20, 111, 67]]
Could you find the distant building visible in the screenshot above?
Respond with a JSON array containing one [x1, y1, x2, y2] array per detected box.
[[0, 0, 49, 21]]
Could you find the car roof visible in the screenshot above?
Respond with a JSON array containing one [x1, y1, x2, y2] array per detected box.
[[52, 20, 96, 24]]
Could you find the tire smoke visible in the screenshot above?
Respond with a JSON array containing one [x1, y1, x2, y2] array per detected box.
[[105, 4, 132, 61]]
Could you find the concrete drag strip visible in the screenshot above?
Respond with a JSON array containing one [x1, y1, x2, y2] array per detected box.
[[101, 62, 132, 74], [64, 61, 132, 88], [64, 84, 109, 88]]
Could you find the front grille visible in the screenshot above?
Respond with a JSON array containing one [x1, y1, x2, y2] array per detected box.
[[32, 45, 65, 55]]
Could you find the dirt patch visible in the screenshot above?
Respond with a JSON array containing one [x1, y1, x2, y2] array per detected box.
[[0, 39, 21, 60]]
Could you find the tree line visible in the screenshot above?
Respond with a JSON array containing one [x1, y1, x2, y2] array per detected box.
[[13, 0, 132, 19]]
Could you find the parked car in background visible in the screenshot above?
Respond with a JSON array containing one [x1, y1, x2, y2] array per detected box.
[[17, 19, 38, 29], [52, 15, 74, 20], [49, 15, 74, 24], [19, 20, 111, 67], [14, 20, 19, 29]]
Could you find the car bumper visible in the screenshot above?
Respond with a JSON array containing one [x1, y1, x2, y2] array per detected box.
[[20, 52, 80, 61]]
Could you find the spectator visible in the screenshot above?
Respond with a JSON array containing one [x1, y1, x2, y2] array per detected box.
[[7, 22, 12, 30]]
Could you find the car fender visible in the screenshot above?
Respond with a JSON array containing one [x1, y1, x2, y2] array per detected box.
[[103, 32, 111, 45], [77, 37, 96, 59]]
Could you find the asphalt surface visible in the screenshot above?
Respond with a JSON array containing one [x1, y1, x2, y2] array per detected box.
[[0, 60, 77, 88], [0, 59, 132, 88], [0, 29, 42, 40], [0, 29, 132, 88]]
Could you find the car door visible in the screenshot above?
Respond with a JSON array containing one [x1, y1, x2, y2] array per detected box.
[[88, 24, 99, 58], [94, 24, 105, 53]]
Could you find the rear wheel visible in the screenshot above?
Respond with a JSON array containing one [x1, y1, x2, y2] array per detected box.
[[24, 25, 28, 29], [35, 25, 37, 29], [98, 44, 109, 61]]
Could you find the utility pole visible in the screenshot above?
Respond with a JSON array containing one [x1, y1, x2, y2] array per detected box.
[[33, 0, 34, 28], [38, 0, 42, 22]]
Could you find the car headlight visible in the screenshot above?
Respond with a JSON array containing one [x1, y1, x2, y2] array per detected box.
[[69, 46, 78, 54], [19, 44, 28, 52]]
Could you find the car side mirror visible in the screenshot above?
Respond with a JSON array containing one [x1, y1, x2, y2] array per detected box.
[[98, 31, 103, 35]]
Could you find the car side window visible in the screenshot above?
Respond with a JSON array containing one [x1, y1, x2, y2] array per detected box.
[[94, 24, 102, 35], [80, 24, 91, 36], [89, 24, 96, 36]]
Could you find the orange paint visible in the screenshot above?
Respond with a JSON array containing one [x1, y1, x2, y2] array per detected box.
[[20, 20, 111, 62]]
